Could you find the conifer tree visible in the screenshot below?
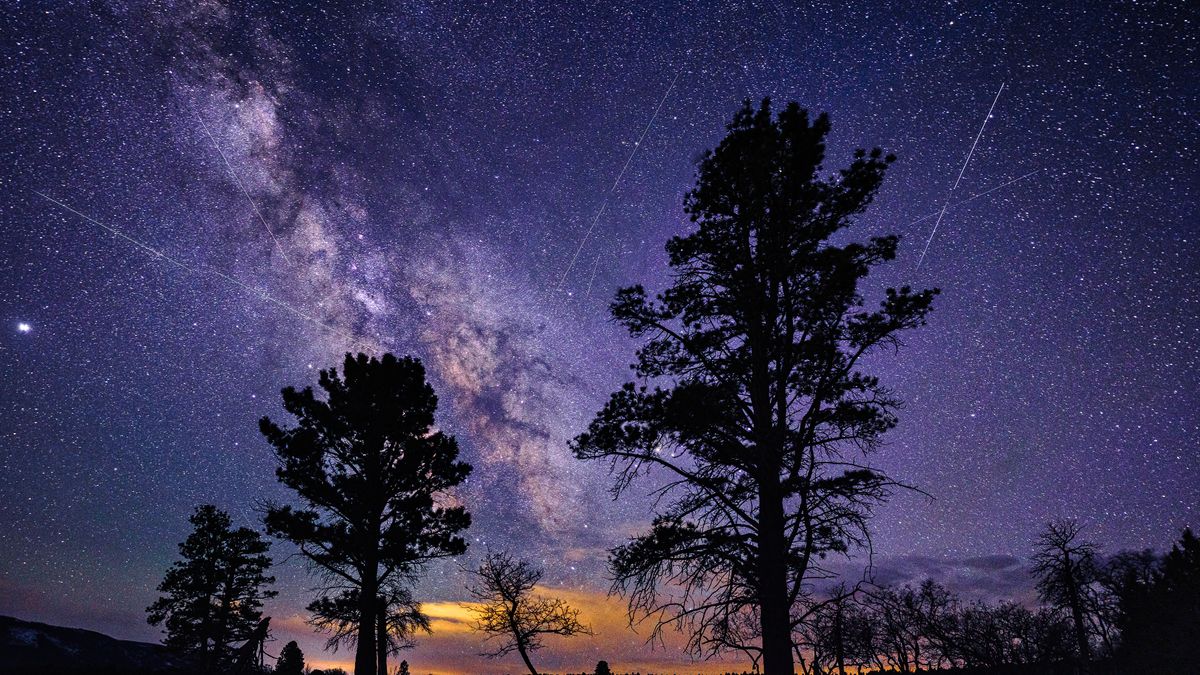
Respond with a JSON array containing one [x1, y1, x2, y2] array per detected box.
[[262, 353, 471, 675], [274, 640, 304, 675], [572, 98, 937, 673], [147, 505, 275, 672], [1115, 528, 1200, 673]]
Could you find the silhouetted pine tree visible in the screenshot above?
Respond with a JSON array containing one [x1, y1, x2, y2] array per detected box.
[[147, 505, 275, 673], [274, 640, 304, 675], [572, 98, 937, 673], [1115, 528, 1200, 673], [261, 353, 471, 675]]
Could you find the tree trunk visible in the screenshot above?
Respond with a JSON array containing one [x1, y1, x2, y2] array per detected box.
[[355, 568, 378, 675], [377, 600, 388, 675], [516, 640, 539, 675], [1063, 556, 1091, 671], [833, 600, 846, 675], [759, 471, 794, 674], [215, 574, 235, 668], [200, 588, 215, 674]]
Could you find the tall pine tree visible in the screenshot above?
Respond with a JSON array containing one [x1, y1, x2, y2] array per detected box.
[[147, 505, 275, 672], [262, 353, 471, 675], [572, 99, 936, 673]]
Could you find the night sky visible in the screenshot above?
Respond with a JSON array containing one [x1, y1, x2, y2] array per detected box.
[[1, 1, 1197, 672]]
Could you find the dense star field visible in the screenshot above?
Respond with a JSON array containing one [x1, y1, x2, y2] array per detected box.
[[0, 1, 1196, 672]]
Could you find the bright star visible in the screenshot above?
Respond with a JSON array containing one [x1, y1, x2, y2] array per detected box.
[[16, 322, 32, 333]]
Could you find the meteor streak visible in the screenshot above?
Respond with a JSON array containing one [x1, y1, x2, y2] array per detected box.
[[908, 169, 1040, 226], [32, 190, 364, 347], [916, 83, 1005, 271], [584, 247, 604, 298], [170, 71, 293, 264], [555, 69, 681, 292]]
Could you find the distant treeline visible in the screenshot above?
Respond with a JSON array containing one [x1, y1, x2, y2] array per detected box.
[[786, 524, 1199, 675]]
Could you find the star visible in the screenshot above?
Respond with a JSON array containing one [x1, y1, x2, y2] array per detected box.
[[16, 322, 32, 333]]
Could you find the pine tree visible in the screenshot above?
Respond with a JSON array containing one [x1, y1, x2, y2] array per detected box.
[[262, 353, 472, 675], [274, 640, 304, 675], [572, 98, 937, 673], [147, 505, 275, 672], [1115, 528, 1200, 673]]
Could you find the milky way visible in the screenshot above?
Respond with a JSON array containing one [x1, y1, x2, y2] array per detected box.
[[1, 1, 1196, 672]]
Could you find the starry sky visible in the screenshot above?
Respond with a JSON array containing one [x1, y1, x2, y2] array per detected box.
[[0, 1, 1196, 672]]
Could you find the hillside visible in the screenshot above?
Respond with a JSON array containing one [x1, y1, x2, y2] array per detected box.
[[0, 615, 190, 674]]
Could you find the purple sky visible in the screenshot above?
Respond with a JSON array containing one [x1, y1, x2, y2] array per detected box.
[[1, 1, 1196, 671]]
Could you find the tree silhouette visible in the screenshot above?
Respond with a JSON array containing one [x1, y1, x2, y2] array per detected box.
[[1031, 519, 1098, 667], [943, 601, 1072, 668], [794, 585, 876, 675], [261, 353, 472, 675], [466, 551, 593, 675], [1094, 547, 1158, 655], [794, 580, 1075, 672], [307, 580, 430, 674], [398, 659, 411, 675], [594, 659, 612, 675], [274, 640, 304, 675], [146, 505, 275, 673], [1113, 528, 1200, 673], [571, 98, 937, 672], [858, 581, 957, 672]]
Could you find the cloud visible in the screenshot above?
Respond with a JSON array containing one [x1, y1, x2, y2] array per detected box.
[[866, 553, 1036, 603], [962, 554, 1022, 571], [406, 586, 750, 674]]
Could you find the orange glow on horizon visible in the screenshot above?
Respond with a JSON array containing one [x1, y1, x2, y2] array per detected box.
[[268, 586, 754, 674]]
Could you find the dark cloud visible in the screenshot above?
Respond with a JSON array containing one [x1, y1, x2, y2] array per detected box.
[[867, 554, 1035, 603]]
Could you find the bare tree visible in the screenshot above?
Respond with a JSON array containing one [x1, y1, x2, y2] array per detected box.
[[465, 551, 592, 675], [1032, 520, 1099, 668], [794, 586, 876, 675]]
